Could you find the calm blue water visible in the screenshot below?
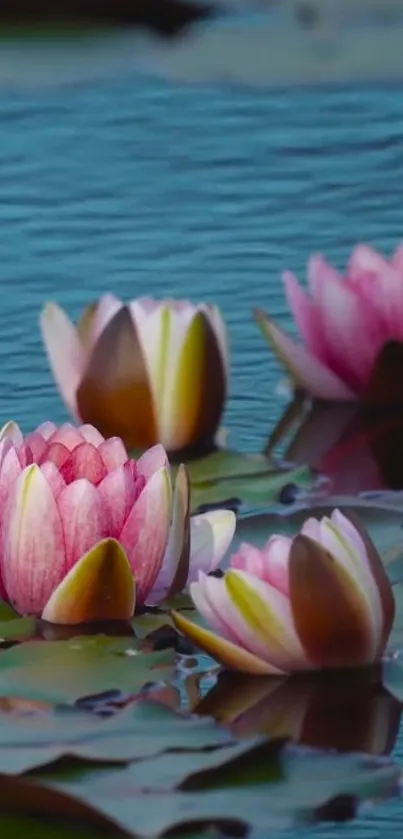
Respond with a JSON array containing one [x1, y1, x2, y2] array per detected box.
[[1, 68, 403, 837]]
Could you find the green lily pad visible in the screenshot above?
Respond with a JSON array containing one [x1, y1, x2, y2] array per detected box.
[[15, 741, 399, 838], [132, 595, 199, 640], [0, 815, 126, 839], [0, 602, 36, 641], [0, 699, 233, 774], [191, 465, 313, 511], [0, 617, 36, 642], [0, 601, 20, 621], [0, 636, 174, 703], [183, 450, 279, 484]]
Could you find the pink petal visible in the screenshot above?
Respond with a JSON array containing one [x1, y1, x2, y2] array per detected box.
[[39, 462, 66, 498], [231, 542, 268, 577], [137, 444, 169, 480], [35, 421, 57, 441], [23, 432, 48, 463], [40, 443, 71, 470], [231, 537, 291, 596], [308, 254, 343, 298], [348, 245, 403, 341], [256, 312, 355, 401], [98, 437, 128, 471], [348, 244, 390, 280], [59, 442, 107, 486], [309, 258, 380, 390], [78, 424, 105, 446], [40, 303, 85, 416], [97, 462, 144, 538], [0, 421, 23, 449], [283, 271, 327, 362], [16, 444, 34, 468], [0, 443, 22, 516], [119, 466, 171, 605], [262, 536, 291, 595], [1, 465, 65, 614], [57, 479, 105, 572], [47, 423, 86, 451]]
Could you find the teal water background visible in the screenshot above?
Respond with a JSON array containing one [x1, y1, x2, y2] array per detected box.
[[1, 70, 403, 837]]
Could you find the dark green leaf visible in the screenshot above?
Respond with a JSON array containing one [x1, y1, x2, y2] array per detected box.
[[20, 745, 399, 838], [0, 700, 233, 773], [0, 601, 21, 621], [0, 616, 36, 641]]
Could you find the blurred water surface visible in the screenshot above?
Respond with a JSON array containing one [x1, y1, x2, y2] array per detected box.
[[0, 48, 403, 837]]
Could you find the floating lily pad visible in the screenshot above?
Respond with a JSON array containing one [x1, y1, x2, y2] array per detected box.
[[132, 594, 199, 640], [10, 740, 399, 838], [0, 699, 233, 774], [0, 636, 174, 703], [191, 465, 313, 512], [0, 602, 36, 641]]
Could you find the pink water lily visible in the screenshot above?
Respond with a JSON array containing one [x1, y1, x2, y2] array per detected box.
[[0, 421, 235, 624], [173, 510, 395, 674], [40, 295, 228, 453], [255, 244, 403, 402]]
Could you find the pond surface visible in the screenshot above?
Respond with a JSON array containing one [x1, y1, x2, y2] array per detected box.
[[1, 24, 403, 837]]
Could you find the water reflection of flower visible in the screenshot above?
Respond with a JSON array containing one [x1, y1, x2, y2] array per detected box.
[[266, 397, 403, 494], [195, 668, 402, 756]]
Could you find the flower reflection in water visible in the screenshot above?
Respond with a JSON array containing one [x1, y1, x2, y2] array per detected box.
[[194, 668, 402, 757], [266, 397, 403, 495]]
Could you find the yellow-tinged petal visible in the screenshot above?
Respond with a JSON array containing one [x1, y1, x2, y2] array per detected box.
[[167, 311, 226, 452], [42, 538, 135, 625], [76, 302, 98, 351], [172, 610, 282, 675], [289, 535, 375, 668], [224, 569, 306, 670]]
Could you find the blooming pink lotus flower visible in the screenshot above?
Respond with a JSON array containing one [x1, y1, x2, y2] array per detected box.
[[0, 421, 236, 624], [173, 510, 395, 674], [255, 244, 403, 403], [40, 295, 228, 453]]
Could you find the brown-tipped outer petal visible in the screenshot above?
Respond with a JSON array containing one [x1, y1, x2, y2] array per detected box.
[[172, 610, 283, 676], [289, 535, 375, 668], [42, 538, 135, 625], [76, 307, 157, 449], [343, 510, 395, 654]]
